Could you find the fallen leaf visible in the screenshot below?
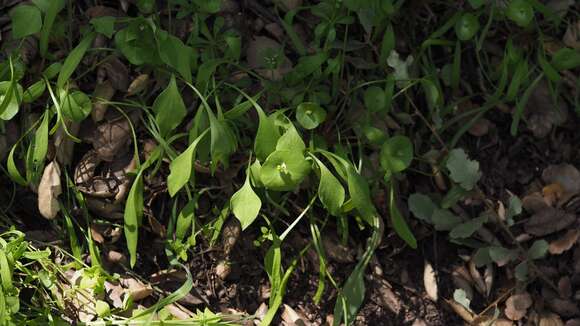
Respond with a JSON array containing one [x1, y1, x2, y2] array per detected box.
[[558, 276, 572, 299], [165, 304, 193, 320], [101, 56, 129, 91], [565, 318, 580, 326], [468, 118, 491, 137], [104, 281, 125, 309], [377, 280, 401, 314], [92, 81, 115, 122], [423, 261, 438, 301], [215, 260, 231, 281], [524, 207, 576, 236], [322, 233, 355, 263], [127, 74, 150, 96], [281, 304, 310, 326], [90, 225, 105, 243], [525, 81, 569, 138], [222, 218, 241, 256], [494, 319, 514, 326], [563, 20, 580, 49], [542, 164, 580, 194], [254, 302, 268, 322], [452, 266, 474, 302], [38, 161, 62, 219], [543, 183, 565, 206], [106, 250, 127, 265], [539, 312, 564, 326], [505, 292, 533, 321], [549, 229, 579, 255], [120, 277, 153, 301], [522, 193, 550, 213]]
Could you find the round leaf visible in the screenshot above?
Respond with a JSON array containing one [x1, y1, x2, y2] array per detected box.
[[61, 90, 92, 122], [296, 102, 327, 130], [260, 150, 312, 191], [10, 5, 42, 39], [455, 13, 480, 41], [364, 86, 387, 112], [506, 0, 534, 27], [380, 135, 413, 175]]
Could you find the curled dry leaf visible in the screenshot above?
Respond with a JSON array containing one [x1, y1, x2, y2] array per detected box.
[[423, 261, 438, 301], [542, 164, 580, 195], [38, 161, 62, 219], [549, 229, 579, 255], [446, 298, 474, 324], [92, 80, 115, 122], [104, 281, 125, 309], [120, 277, 153, 301], [522, 193, 550, 213], [452, 266, 474, 301], [543, 183, 566, 206], [90, 225, 105, 244], [54, 121, 80, 166], [106, 250, 127, 265], [281, 304, 310, 326], [222, 218, 241, 256], [483, 264, 494, 297], [505, 292, 533, 321], [101, 56, 129, 92], [127, 74, 150, 96], [563, 21, 580, 49], [377, 280, 401, 314], [524, 207, 576, 236], [494, 319, 514, 326], [165, 303, 193, 320], [254, 302, 268, 322], [215, 260, 231, 281], [92, 115, 133, 162], [469, 260, 487, 297]]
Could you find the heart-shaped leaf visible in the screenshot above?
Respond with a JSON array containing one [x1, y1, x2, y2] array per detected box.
[[231, 172, 262, 230], [380, 135, 413, 176], [261, 150, 311, 191], [296, 102, 327, 130]]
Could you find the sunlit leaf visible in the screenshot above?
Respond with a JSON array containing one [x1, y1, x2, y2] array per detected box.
[[167, 129, 209, 197], [296, 102, 326, 130], [60, 90, 92, 122], [57, 32, 96, 89], [231, 172, 262, 230], [311, 155, 345, 216], [152, 75, 187, 137], [260, 150, 311, 191]]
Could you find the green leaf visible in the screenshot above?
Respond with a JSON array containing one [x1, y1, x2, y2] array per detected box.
[[510, 74, 543, 136], [364, 86, 387, 112], [39, 0, 65, 57], [32, 112, 49, 172], [231, 172, 262, 230], [506, 0, 534, 27], [379, 24, 395, 66], [408, 193, 437, 222], [95, 300, 110, 317], [157, 30, 193, 83], [506, 195, 522, 224], [260, 150, 311, 191], [0, 82, 23, 120], [286, 52, 328, 84], [90, 16, 116, 38], [449, 215, 488, 238], [296, 102, 327, 130], [431, 209, 462, 231], [390, 186, 417, 248], [551, 48, 580, 71], [10, 5, 42, 39], [114, 19, 161, 66], [506, 59, 528, 102], [167, 129, 209, 197], [7, 143, 27, 185], [455, 13, 480, 41], [380, 135, 413, 176], [43, 62, 62, 79], [515, 261, 528, 281], [60, 90, 92, 122], [136, 0, 155, 13], [446, 148, 481, 190], [22, 80, 46, 103], [57, 32, 96, 89], [152, 75, 187, 137], [175, 200, 195, 241], [276, 124, 306, 153], [311, 155, 345, 216], [489, 246, 517, 264], [206, 108, 236, 170], [528, 240, 549, 260], [332, 264, 365, 326], [346, 164, 376, 223], [468, 0, 485, 8], [473, 247, 492, 267], [124, 171, 144, 268]]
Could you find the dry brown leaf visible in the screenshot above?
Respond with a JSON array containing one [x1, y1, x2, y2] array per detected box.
[[165, 303, 193, 320], [38, 161, 62, 219], [564, 21, 580, 49], [483, 264, 494, 297], [542, 164, 580, 194], [54, 121, 80, 166], [565, 318, 580, 326], [493, 319, 514, 326], [127, 74, 150, 96], [423, 261, 438, 301], [525, 81, 569, 138], [469, 260, 487, 297], [90, 225, 105, 244], [92, 81, 115, 122], [543, 183, 566, 206], [120, 277, 153, 301], [522, 193, 550, 213], [254, 302, 268, 323], [377, 280, 401, 314], [524, 207, 576, 236], [148, 215, 166, 237], [101, 56, 129, 91], [539, 312, 564, 326], [549, 229, 579, 255], [322, 234, 355, 263], [104, 281, 125, 309], [281, 304, 310, 326], [215, 260, 231, 281], [85, 6, 124, 18], [446, 298, 475, 324], [222, 218, 241, 256], [106, 250, 127, 265], [505, 292, 533, 321], [452, 266, 474, 302], [558, 276, 572, 299]]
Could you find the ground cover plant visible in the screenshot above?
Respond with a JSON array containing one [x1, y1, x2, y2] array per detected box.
[[0, 0, 579, 324]]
